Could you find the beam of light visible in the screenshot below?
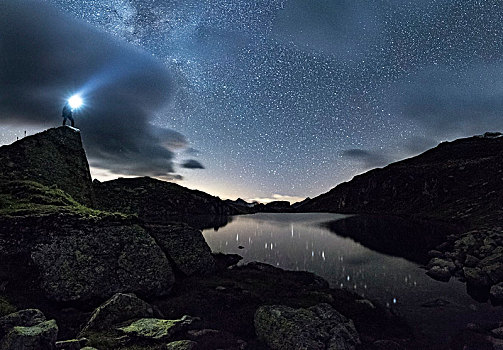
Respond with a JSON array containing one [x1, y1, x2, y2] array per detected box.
[[68, 94, 83, 109]]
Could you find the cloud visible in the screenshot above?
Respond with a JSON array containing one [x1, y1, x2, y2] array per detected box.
[[248, 194, 306, 205], [0, 0, 191, 178], [342, 149, 394, 169], [181, 159, 204, 169]]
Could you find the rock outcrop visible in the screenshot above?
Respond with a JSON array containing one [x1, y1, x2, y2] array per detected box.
[[0, 127, 94, 207], [254, 303, 360, 350]]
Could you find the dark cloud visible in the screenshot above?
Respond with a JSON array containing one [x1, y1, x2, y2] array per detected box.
[[342, 149, 394, 169], [0, 0, 191, 178], [181, 159, 205, 169]]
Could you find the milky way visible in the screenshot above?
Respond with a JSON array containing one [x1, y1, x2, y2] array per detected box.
[[19, 1, 503, 200]]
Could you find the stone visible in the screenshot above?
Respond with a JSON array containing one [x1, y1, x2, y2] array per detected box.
[[463, 267, 490, 287], [31, 223, 175, 302], [254, 303, 360, 350], [0, 309, 46, 338], [55, 339, 81, 350], [427, 258, 456, 272], [479, 252, 503, 268], [80, 293, 154, 334], [490, 282, 503, 302], [163, 340, 198, 350], [146, 223, 216, 276], [118, 316, 197, 341], [482, 264, 503, 284], [492, 327, 503, 338], [427, 250, 444, 258], [0, 319, 58, 350], [426, 266, 451, 282], [464, 254, 480, 268]]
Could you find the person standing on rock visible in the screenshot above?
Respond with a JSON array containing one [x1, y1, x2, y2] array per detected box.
[[62, 102, 75, 127]]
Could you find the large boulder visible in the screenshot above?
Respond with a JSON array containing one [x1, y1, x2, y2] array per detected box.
[[0, 309, 46, 338], [80, 293, 154, 334], [146, 224, 215, 276], [254, 303, 360, 350], [30, 221, 175, 302], [0, 310, 58, 350], [0, 127, 94, 207]]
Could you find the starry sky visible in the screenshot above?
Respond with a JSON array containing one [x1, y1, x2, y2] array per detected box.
[[2, 0, 503, 202]]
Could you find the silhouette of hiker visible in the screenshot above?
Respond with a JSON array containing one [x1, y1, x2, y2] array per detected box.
[[62, 102, 75, 127]]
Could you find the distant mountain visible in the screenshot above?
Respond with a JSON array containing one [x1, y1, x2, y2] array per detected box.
[[298, 132, 503, 226], [93, 176, 237, 226]]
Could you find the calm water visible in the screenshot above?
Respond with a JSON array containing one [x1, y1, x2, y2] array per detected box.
[[203, 213, 503, 345]]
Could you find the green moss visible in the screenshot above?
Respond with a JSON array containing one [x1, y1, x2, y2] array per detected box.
[[85, 330, 163, 350], [0, 180, 130, 220], [0, 296, 16, 317]]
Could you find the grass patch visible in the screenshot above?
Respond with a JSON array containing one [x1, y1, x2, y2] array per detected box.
[[0, 180, 130, 220]]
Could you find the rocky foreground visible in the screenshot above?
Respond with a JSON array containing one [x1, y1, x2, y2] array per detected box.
[[0, 127, 416, 349]]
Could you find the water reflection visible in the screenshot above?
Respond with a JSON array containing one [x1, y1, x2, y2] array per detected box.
[[325, 215, 462, 264], [203, 213, 503, 345]]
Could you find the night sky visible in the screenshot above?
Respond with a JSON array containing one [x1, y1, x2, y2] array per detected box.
[[1, 0, 503, 202]]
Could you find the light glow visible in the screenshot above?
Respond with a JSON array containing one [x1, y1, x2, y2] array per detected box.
[[68, 94, 83, 109]]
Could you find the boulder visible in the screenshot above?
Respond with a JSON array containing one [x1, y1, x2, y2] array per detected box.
[[118, 316, 197, 341], [492, 326, 503, 339], [163, 340, 198, 350], [0, 309, 46, 338], [479, 252, 503, 268], [0, 319, 58, 350], [55, 339, 81, 350], [427, 250, 444, 258], [490, 282, 503, 302], [427, 258, 456, 272], [31, 223, 174, 302], [80, 293, 154, 334], [463, 267, 490, 287], [464, 254, 480, 268], [146, 224, 216, 276], [426, 266, 451, 282], [482, 264, 503, 284], [254, 303, 360, 350]]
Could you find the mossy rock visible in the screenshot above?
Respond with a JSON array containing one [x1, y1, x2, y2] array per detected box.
[[0, 319, 58, 350], [118, 317, 197, 341], [163, 340, 197, 350]]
